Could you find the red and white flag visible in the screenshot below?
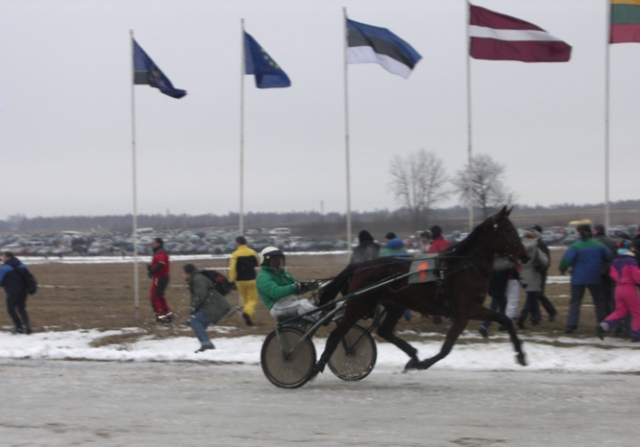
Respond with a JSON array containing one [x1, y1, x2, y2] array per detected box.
[[469, 5, 571, 62]]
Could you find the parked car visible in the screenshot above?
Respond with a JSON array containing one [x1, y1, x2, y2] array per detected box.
[[87, 243, 108, 255], [269, 227, 291, 236], [562, 235, 579, 245], [285, 237, 313, 251], [541, 231, 564, 245], [52, 246, 73, 256]]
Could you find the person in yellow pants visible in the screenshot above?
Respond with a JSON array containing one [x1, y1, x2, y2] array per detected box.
[[229, 236, 260, 326]]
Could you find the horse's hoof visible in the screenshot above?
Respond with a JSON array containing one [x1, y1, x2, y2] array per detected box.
[[516, 352, 527, 366], [404, 357, 419, 371], [312, 362, 325, 377]]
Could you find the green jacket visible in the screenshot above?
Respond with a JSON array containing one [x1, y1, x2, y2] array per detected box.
[[189, 271, 231, 323], [256, 266, 300, 310]]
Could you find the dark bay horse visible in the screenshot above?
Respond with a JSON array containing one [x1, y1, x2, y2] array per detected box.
[[314, 207, 530, 377]]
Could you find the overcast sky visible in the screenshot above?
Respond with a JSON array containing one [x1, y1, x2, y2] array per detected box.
[[0, 0, 637, 219]]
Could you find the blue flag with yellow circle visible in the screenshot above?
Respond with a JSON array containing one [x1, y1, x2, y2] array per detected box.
[[244, 32, 291, 89]]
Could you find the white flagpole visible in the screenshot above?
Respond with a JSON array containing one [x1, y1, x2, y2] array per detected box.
[[239, 19, 246, 236], [343, 7, 352, 253], [604, 1, 611, 233], [465, 1, 474, 231], [130, 30, 140, 319]]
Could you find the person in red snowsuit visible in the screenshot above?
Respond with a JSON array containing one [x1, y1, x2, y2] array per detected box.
[[597, 242, 640, 341], [426, 225, 451, 254], [147, 238, 173, 322]]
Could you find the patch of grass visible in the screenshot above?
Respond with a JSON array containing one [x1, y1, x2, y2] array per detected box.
[[89, 331, 147, 348]]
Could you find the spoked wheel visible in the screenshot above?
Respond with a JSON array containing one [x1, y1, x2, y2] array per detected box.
[[261, 327, 316, 389], [328, 324, 377, 381]]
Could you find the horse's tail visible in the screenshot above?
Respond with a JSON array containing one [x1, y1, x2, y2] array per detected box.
[[318, 263, 357, 306]]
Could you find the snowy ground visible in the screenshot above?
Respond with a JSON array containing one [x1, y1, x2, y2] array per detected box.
[[2, 328, 638, 446], [21, 251, 347, 266], [0, 327, 637, 373]]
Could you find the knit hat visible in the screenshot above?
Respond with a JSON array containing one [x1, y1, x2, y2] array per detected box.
[[577, 224, 592, 238], [385, 232, 397, 240]]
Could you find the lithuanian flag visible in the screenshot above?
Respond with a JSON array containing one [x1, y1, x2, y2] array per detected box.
[[611, 0, 640, 43]]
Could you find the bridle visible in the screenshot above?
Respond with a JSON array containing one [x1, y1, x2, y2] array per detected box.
[[490, 215, 523, 266]]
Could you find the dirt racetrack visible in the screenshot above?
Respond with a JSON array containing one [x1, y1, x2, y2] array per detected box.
[[0, 250, 605, 342], [1, 359, 638, 447]]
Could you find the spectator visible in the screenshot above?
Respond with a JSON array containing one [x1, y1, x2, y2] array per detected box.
[[505, 265, 523, 321], [419, 231, 431, 254], [427, 225, 451, 254], [596, 241, 640, 342], [349, 230, 380, 265], [634, 224, 640, 242], [0, 252, 31, 334], [147, 238, 173, 323], [559, 224, 612, 333], [183, 264, 231, 353], [516, 230, 549, 329], [478, 256, 520, 337], [592, 224, 619, 315], [379, 232, 409, 258], [229, 236, 260, 326], [256, 247, 319, 321], [531, 225, 557, 323]]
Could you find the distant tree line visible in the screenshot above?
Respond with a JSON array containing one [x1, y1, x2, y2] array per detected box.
[[2, 200, 640, 238]]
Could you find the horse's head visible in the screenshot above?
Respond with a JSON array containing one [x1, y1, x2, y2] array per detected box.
[[488, 206, 530, 265]]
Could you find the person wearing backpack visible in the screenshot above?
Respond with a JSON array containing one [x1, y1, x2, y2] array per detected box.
[[0, 252, 31, 334], [183, 263, 231, 353]]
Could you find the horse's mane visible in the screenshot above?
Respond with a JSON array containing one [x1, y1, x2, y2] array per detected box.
[[443, 217, 491, 258]]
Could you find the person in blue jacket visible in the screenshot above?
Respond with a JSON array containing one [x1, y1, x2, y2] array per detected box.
[[379, 232, 409, 258], [0, 252, 31, 334], [559, 224, 612, 333]]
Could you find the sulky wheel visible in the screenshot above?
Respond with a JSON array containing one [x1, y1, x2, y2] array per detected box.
[[328, 324, 377, 381], [261, 327, 316, 389]]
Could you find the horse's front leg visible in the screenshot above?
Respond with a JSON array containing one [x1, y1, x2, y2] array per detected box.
[[313, 298, 376, 376], [473, 305, 527, 366], [417, 318, 468, 370]]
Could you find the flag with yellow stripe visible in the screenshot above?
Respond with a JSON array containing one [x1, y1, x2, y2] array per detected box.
[[611, 0, 640, 43]]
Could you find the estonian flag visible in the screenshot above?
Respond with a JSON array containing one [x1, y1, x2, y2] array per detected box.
[[346, 18, 422, 79], [133, 39, 187, 99], [244, 32, 291, 89]]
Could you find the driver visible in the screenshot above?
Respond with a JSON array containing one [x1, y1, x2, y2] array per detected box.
[[256, 246, 319, 321]]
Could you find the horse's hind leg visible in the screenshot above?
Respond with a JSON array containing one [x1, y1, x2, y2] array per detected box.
[[375, 305, 420, 370], [474, 306, 526, 366], [418, 319, 468, 370]]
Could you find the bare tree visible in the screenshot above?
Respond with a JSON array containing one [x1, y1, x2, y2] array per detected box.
[[388, 149, 449, 231], [452, 154, 516, 219]]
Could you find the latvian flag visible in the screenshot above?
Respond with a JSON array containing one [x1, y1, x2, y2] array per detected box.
[[469, 5, 572, 62], [611, 0, 640, 44], [346, 18, 422, 79]]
